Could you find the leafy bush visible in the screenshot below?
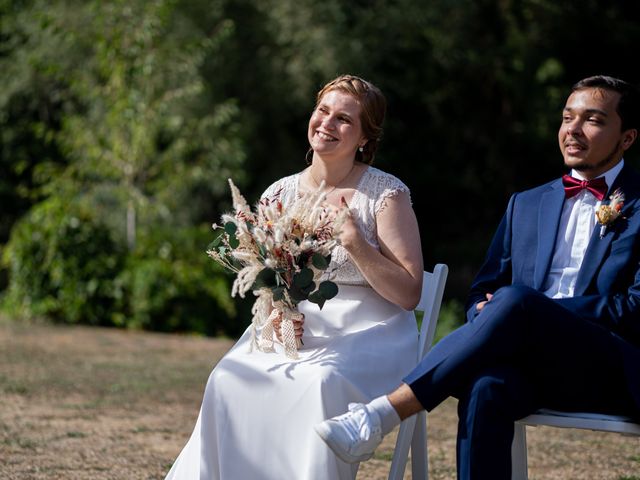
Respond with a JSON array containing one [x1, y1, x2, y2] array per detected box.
[[434, 299, 465, 343], [1, 197, 124, 324], [1, 200, 245, 337], [115, 226, 241, 337]]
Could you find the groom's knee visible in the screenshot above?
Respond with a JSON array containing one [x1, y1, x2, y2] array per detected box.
[[470, 285, 537, 332], [480, 285, 549, 324]]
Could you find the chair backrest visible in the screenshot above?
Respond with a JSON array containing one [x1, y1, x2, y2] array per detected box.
[[414, 264, 449, 361], [388, 264, 448, 480]]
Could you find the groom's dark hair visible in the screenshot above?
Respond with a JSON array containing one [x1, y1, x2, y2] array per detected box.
[[572, 75, 640, 132]]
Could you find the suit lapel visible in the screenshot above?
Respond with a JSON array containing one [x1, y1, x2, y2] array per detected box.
[[534, 182, 565, 289], [574, 165, 640, 295]]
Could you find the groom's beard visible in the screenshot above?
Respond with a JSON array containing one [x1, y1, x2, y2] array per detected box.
[[569, 141, 622, 174]]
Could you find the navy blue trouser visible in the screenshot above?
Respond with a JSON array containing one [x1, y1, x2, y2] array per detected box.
[[403, 285, 637, 480]]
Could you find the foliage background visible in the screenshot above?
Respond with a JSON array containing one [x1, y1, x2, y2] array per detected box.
[[1, 0, 639, 336]]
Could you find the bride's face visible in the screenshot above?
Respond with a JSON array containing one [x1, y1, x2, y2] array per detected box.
[[308, 90, 366, 162]]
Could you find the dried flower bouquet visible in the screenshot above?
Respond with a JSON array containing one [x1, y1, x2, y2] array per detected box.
[[207, 179, 347, 359]]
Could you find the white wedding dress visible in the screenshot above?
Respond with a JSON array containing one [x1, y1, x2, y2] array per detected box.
[[166, 166, 419, 480]]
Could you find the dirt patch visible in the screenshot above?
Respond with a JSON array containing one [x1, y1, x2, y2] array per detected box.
[[1, 323, 638, 479]]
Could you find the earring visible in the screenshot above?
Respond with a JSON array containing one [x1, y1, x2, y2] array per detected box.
[[358, 146, 364, 152], [305, 148, 314, 165]]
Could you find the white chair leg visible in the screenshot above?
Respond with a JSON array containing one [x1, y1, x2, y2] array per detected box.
[[388, 415, 418, 480], [511, 422, 528, 480], [411, 411, 428, 480]]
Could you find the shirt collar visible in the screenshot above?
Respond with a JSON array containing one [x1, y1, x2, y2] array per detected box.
[[571, 159, 624, 190]]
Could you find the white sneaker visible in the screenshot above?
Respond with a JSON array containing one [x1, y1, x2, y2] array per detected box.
[[314, 403, 383, 463]]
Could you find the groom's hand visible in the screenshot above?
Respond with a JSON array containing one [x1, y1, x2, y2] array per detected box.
[[476, 293, 494, 312]]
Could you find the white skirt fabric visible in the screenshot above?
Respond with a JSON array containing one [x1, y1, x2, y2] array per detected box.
[[165, 285, 418, 480]]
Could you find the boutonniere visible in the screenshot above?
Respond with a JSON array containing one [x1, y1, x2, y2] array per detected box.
[[595, 188, 625, 238]]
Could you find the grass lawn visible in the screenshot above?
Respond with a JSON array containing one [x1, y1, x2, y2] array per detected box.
[[1, 321, 639, 479]]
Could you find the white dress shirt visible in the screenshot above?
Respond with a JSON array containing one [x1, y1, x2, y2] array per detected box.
[[543, 160, 624, 298]]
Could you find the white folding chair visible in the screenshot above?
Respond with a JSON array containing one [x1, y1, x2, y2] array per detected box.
[[511, 409, 640, 479], [388, 264, 448, 480]]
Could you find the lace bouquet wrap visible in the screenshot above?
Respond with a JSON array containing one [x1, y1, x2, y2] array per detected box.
[[207, 179, 347, 359]]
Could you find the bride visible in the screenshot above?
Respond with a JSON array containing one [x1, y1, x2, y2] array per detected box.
[[165, 74, 424, 480]]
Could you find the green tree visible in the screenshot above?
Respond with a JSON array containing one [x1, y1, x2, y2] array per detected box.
[[3, 0, 640, 333], [1, 0, 247, 335], [57, 0, 245, 249], [0, 0, 76, 245]]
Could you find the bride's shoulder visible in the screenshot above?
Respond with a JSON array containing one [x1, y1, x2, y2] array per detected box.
[[362, 166, 410, 195], [261, 172, 300, 199]]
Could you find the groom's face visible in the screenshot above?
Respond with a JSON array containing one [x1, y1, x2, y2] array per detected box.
[[558, 87, 627, 179]]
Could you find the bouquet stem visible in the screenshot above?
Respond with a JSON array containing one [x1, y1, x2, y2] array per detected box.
[[277, 305, 304, 359]]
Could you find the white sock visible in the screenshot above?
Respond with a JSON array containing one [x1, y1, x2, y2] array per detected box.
[[367, 395, 401, 435]]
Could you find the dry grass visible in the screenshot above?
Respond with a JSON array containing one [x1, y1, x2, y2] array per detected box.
[[0, 322, 639, 479]]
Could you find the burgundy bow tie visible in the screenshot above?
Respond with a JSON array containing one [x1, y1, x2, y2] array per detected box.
[[562, 174, 608, 201]]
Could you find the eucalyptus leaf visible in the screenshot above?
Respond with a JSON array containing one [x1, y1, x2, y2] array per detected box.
[[319, 281, 339, 300], [272, 286, 285, 301], [228, 234, 239, 249], [312, 252, 328, 270], [288, 286, 307, 303], [307, 290, 326, 309], [293, 267, 314, 288], [224, 222, 238, 235], [210, 234, 223, 248], [301, 281, 316, 295], [252, 268, 276, 289]]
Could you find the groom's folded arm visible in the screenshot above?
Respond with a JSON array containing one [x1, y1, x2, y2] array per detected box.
[[465, 195, 516, 322]]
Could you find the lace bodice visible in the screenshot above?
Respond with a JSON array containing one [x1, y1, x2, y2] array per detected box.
[[262, 166, 410, 287]]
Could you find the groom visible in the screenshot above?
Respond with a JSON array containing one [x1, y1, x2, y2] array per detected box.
[[315, 75, 640, 479]]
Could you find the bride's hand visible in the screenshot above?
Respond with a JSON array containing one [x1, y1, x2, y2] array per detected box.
[[337, 197, 364, 251], [272, 310, 305, 341]]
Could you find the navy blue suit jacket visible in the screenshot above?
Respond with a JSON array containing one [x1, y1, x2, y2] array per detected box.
[[465, 163, 640, 407]]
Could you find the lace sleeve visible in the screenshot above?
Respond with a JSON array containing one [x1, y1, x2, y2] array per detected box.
[[373, 173, 411, 215]]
